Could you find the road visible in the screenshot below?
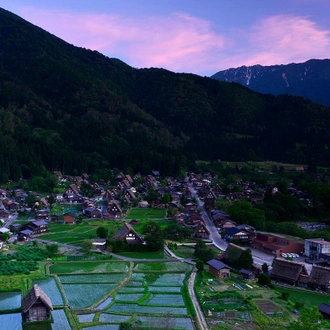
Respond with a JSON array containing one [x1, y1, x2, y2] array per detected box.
[[188, 270, 209, 330], [3, 212, 18, 228], [186, 178, 274, 267]]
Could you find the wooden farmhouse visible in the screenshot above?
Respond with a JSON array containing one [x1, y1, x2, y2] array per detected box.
[[270, 259, 309, 286], [207, 259, 231, 279], [63, 212, 75, 224], [113, 222, 145, 245], [23, 284, 53, 322], [309, 265, 330, 292]]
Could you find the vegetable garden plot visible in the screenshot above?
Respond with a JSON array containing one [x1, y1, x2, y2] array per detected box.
[[149, 286, 181, 293], [107, 303, 187, 315], [144, 294, 185, 306], [136, 316, 194, 330], [118, 287, 145, 293], [115, 293, 145, 302], [52, 309, 71, 330], [59, 273, 127, 283], [77, 313, 95, 323], [0, 291, 21, 311], [62, 283, 117, 309], [82, 325, 119, 330], [131, 273, 185, 286], [0, 313, 22, 330], [99, 313, 131, 323], [255, 300, 283, 315], [133, 261, 193, 272], [32, 278, 64, 306], [50, 261, 129, 274]]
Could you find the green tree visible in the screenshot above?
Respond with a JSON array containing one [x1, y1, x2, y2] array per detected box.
[[82, 239, 93, 254], [262, 262, 269, 274], [1, 231, 10, 242], [228, 199, 266, 228], [196, 259, 204, 272], [142, 221, 164, 251], [162, 192, 171, 207], [96, 227, 108, 239], [237, 249, 253, 269], [46, 244, 59, 257], [288, 307, 322, 330], [257, 273, 271, 285], [194, 239, 215, 263], [80, 182, 94, 197]]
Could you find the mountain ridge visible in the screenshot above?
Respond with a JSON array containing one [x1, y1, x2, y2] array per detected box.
[[211, 59, 330, 106]]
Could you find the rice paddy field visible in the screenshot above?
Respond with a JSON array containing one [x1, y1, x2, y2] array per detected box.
[[0, 260, 194, 329]]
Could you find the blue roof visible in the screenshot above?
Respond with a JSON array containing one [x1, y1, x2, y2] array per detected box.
[[207, 259, 230, 270]]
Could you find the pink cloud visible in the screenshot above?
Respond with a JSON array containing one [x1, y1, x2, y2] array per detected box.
[[17, 7, 226, 74], [13, 8, 330, 75], [240, 15, 330, 67]]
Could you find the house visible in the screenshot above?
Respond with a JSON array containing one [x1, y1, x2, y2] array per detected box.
[[27, 220, 48, 234], [207, 259, 231, 279], [63, 213, 75, 224], [139, 201, 149, 208], [318, 303, 330, 319], [221, 243, 246, 262], [35, 209, 50, 220], [113, 222, 145, 245], [239, 268, 255, 280], [84, 207, 101, 219], [91, 238, 107, 251], [50, 214, 59, 222], [270, 259, 309, 286], [18, 229, 33, 241], [252, 233, 303, 257], [106, 201, 122, 219], [304, 238, 330, 260], [224, 227, 254, 243], [191, 221, 210, 239], [23, 284, 53, 322], [309, 265, 330, 292]]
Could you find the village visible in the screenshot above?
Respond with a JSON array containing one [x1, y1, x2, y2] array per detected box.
[[1, 165, 330, 329]]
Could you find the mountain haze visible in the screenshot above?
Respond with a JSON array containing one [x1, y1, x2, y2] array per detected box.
[[211, 59, 330, 106], [1, 7, 330, 181]]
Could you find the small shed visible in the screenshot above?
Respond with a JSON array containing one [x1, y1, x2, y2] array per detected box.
[[239, 268, 255, 280], [318, 303, 330, 319], [207, 259, 231, 279], [63, 212, 75, 224], [92, 238, 107, 251], [23, 284, 53, 322]]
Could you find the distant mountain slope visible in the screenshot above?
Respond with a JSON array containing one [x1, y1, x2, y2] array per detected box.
[[211, 59, 330, 106], [1, 7, 330, 181]]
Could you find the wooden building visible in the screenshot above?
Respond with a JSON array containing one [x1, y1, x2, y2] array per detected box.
[[207, 259, 231, 279], [113, 222, 145, 245], [23, 284, 53, 322], [63, 213, 75, 224], [270, 259, 309, 286], [309, 265, 330, 292]]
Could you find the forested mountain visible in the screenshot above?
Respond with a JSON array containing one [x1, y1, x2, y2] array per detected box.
[[211, 59, 330, 106], [1, 7, 330, 181]]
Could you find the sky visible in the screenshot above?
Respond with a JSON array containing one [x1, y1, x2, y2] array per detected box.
[[2, 0, 330, 76]]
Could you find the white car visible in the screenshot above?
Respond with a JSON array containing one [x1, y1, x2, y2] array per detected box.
[[281, 253, 288, 258]]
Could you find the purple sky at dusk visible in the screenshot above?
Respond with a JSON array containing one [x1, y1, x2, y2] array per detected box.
[[2, 0, 330, 76]]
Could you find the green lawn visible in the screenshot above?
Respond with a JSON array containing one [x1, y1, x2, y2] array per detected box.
[[49, 261, 130, 274], [40, 221, 123, 246], [125, 208, 166, 220], [116, 251, 167, 259], [275, 287, 330, 308]]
